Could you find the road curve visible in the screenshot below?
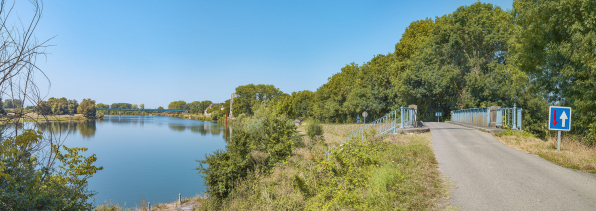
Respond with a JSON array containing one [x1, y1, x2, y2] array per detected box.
[[427, 122, 596, 210]]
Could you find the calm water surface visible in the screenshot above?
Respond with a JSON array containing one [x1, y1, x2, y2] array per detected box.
[[44, 115, 228, 206]]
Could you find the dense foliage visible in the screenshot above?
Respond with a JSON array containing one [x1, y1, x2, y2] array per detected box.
[[0, 130, 102, 210], [511, 0, 596, 143], [34, 97, 86, 116], [196, 104, 298, 199], [77, 98, 97, 118], [3, 99, 22, 109]]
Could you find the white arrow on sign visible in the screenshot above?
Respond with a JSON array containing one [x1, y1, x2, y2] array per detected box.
[[560, 111, 568, 127]]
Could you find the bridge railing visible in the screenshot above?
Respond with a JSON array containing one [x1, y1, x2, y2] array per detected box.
[[345, 110, 399, 142], [344, 106, 420, 142], [496, 103, 523, 130], [452, 103, 523, 130], [400, 107, 417, 128], [452, 107, 490, 127]]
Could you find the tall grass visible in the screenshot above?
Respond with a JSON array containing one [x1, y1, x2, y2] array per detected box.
[[197, 124, 451, 210]]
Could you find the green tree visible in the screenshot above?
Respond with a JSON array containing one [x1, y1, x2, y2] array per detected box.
[[233, 84, 283, 116], [4, 99, 22, 109], [188, 101, 200, 113], [291, 90, 314, 120], [271, 94, 295, 118], [96, 103, 109, 109], [0, 97, 5, 115], [34, 101, 52, 115], [77, 98, 96, 118], [199, 100, 213, 114], [168, 100, 187, 110], [67, 99, 78, 114], [394, 2, 523, 121], [512, 0, 596, 143], [158, 106, 164, 109], [110, 103, 132, 109], [140, 103, 145, 109]]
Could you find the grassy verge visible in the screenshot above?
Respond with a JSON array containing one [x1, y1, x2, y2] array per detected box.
[[495, 130, 596, 174], [196, 124, 450, 210]]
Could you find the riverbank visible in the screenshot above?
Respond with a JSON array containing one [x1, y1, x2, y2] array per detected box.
[[0, 113, 91, 122]]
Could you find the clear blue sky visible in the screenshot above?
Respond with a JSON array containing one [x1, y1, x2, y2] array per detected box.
[[28, 0, 512, 108]]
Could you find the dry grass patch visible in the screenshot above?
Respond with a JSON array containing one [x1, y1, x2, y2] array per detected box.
[[495, 131, 596, 173], [320, 123, 362, 144]]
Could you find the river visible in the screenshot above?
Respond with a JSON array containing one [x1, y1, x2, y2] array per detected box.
[[36, 115, 228, 207]]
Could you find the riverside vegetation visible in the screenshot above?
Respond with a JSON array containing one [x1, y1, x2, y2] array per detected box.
[[96, 103, 449, 210]]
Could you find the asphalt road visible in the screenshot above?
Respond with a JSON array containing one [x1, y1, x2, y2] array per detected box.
[[427, 122, 596, 210]]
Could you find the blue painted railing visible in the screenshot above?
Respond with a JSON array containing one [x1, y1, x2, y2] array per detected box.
[[452, 107, 491, 127], [496, 103, 523, 130], [344, 106, 418, 142]]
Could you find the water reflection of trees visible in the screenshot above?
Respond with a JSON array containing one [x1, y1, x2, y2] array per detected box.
[[36, 121, 97, 138], [168, 124, 227, 136]]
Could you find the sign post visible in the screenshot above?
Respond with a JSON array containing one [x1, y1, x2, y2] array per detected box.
[[435, 112, 443, 122], [548, 106, 572, 151], [362, 111, 368, 124]]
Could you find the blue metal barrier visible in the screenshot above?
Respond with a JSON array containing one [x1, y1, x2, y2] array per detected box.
[[344, 106, 419, 142], [452, 107, 490, 127], [496, 103, 523, 130], [400, 107, 417, 128], [345, 109, 399, 142]]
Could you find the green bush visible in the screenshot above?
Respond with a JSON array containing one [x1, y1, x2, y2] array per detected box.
[[196, 115, 298, 199], [306, 121, 323, 140], [0, 130, 103, 210]]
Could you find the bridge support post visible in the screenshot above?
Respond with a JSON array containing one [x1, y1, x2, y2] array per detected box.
[[408, 104, 417, 127], [119, 110, 121, 116], [400, 107, 405, 128], [489, 106, 500, 128]]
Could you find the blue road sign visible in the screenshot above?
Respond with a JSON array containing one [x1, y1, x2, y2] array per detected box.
[[549, 106, 571, 131], [435, 112, 443, 117]]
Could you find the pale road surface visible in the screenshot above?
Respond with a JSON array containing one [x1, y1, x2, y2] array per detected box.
[[427, 122, 596, 210]]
